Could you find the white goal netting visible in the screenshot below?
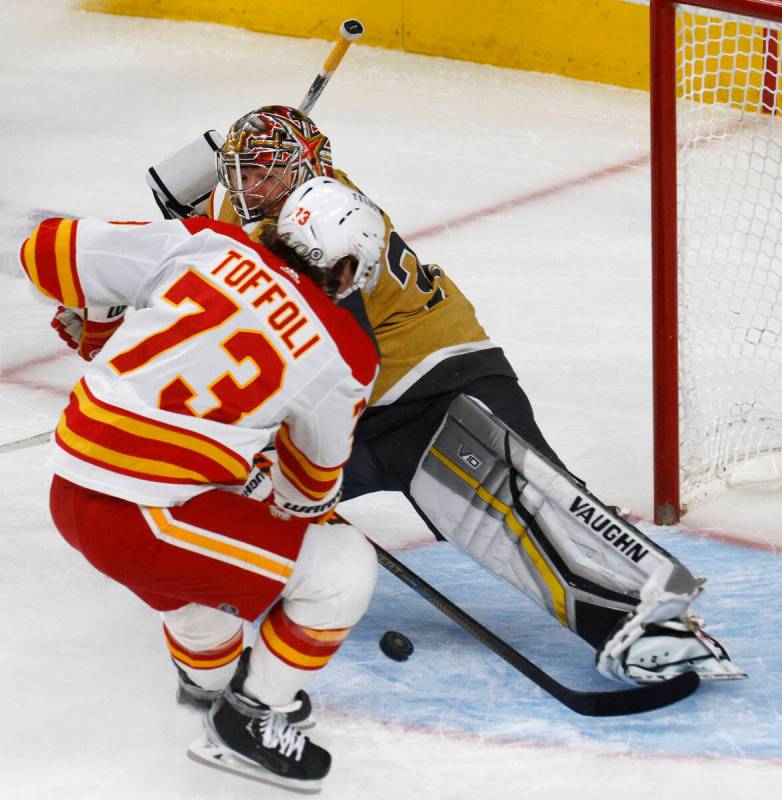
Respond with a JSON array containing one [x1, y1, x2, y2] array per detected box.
[[675, 3, 782, 503]]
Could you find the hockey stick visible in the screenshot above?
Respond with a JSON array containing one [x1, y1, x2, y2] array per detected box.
[[298, 19, 365, 115], [347, 523, 700, 717], [0, 430, 52, 455]]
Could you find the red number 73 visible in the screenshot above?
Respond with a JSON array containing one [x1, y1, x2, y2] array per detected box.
[[109, 270, 286, 424]]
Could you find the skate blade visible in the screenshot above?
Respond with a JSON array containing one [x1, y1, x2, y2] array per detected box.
[[187, 735, 323, 795]]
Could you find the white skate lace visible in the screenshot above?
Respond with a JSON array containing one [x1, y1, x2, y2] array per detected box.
[[256, 711, 306, 761]]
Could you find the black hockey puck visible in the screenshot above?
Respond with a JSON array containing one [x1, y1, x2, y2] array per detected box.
[[379, 630, 414, 662]]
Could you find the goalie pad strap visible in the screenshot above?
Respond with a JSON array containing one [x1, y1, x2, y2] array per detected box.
[[410, 394, 697, 637]]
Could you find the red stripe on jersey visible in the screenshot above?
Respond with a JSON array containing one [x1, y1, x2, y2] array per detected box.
[[266, 602, 348, 656], [180, 216, 260, 243], [180, 217, 379, 386], [32, 219, 65, 301], [260, 602, 347, 670], [55, 378, 249, 486], [22, 219, 85, 307], [67, 220, 85, 307], [78, 379, 247, 473], [274, 426, 341, 501]]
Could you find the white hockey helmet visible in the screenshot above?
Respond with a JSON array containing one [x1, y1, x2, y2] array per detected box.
[[277, 177, 386, 300]]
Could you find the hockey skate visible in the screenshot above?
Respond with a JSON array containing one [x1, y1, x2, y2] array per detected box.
[[187, 650, 330, 793], [605, 616, 747, 684], [597, 560, 746, 684], [176, 663, 314, 727], [176, 665, 221, 710]]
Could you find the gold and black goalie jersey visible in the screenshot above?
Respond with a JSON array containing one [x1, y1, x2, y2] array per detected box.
[[207, 170, 516, 408]]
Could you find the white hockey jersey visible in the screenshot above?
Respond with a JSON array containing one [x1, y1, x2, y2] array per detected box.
[[19, 217, 378, 510]]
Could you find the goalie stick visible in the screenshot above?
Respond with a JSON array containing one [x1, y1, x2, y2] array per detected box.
[[298, 19, 365, 115], [1, 431, 697, 713], [340, 517, 700, 717]]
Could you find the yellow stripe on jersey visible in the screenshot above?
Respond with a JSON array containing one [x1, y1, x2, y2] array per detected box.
[[71, 381, 247, 481], [275, 458, 332, 501], [430, 445, 569, 627], [260, 616, 333, 669], [54, 219, 81, 308], [276, 424, 342, 483], [56, 416, 210, 482], [146, 507, 294, 581]]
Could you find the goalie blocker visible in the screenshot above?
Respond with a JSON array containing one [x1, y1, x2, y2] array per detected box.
[[410, 394, 745, 684], [146, 130, 225, 220]]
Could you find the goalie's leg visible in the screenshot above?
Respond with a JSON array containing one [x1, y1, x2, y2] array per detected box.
[[410, 394, 745, 684]]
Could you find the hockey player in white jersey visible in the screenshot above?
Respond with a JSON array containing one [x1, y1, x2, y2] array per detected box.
[[20, 178, 386, 793], [133, 106, 746, 690]]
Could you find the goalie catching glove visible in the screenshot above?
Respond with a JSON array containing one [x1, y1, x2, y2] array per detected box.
[[51, 305, 127, 361]]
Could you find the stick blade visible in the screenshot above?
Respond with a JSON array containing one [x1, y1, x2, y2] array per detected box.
[[567, 671, 701, 717]]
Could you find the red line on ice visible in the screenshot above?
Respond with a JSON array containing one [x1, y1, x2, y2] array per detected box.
[[2, 350, 70, 396], [408, 152, 650, 241], [322, 706, 782, 767], [8, 157, 777, 552]]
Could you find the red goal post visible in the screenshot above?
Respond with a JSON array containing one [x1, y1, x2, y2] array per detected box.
[[651, 0, 782, 524]]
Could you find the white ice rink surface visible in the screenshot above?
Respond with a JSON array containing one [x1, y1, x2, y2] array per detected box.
[[1, 2, 781, 798]]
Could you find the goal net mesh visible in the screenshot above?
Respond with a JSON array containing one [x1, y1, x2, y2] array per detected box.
[[675, 3, 782, 502]]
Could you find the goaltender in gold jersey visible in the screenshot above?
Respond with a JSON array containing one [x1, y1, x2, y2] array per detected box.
[[209, 162, 495, 408], [139, 105, 745, 689]]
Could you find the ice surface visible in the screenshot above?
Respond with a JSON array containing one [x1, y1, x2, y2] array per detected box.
[[1, 2, 780, 798]]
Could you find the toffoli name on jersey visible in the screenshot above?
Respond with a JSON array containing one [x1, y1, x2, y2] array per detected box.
[[211, 248, 320, 359]]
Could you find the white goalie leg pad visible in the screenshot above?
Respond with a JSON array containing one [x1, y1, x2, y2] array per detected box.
[[146, 130, 225, 219], [409, 394, 701, 633]]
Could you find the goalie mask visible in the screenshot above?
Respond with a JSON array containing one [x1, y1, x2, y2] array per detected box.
[[277, 177, 387, 300], [217, 105, 333, 222]]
